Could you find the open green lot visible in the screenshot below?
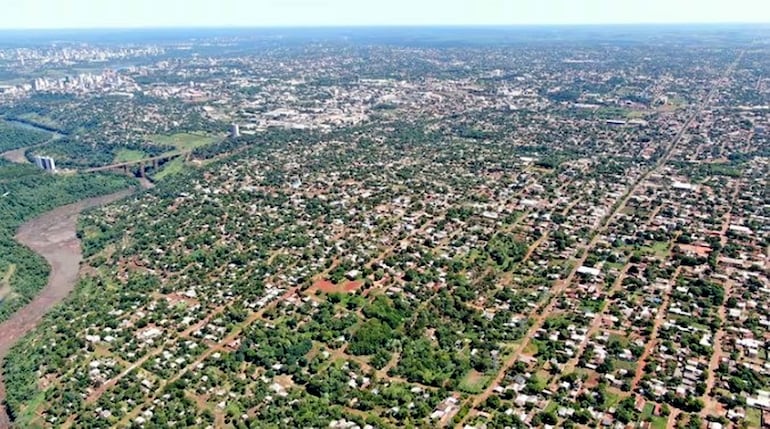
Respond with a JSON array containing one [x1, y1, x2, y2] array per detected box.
[[150, 132, 220, 152], [145, 132, 220, 180], [458, 370, 492, 393], [651, 416, 667, 429], [641, 402, 654, 419], [113, 149, 147, 163], [746, 407, 761, 428], [627, 240, 670, 260], [154, 157, 185, 180]]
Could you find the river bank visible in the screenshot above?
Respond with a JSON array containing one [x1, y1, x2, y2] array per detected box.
[[0, 119, 64, 166], [0, 189, 133, 427], [3, 119, 66, 139], [0, 147, 29, 165]]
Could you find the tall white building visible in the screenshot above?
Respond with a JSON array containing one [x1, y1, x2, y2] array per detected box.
[[33, 155, 56, 172]]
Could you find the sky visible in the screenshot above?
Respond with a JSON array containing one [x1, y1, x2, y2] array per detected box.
[[1, 0, 769, 29]]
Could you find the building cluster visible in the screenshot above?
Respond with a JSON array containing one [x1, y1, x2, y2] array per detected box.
[[0, 45, 164, 67], [1, 30, 769, 429], [31, 70, 126, 92]]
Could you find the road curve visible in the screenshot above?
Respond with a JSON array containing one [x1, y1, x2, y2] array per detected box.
[[0, 189, 133, 428]]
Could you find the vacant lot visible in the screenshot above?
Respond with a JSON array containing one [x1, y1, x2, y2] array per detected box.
[[310, 279, 364, 294], [459, 370, 491, 393], [150, 133, 220, 152], [154, 157, 185, 180], [113, 149, 147, 163]]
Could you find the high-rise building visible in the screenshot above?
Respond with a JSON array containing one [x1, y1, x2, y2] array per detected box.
[[230, 123, 240, 138], [43, 157, 55, 172], [33, 155, 56, 172]]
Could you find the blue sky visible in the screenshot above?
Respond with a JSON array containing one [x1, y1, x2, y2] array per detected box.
[[2, 0, 769, 29]]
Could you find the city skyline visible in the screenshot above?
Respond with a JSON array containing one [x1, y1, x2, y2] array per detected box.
[[2, 0, 769, 30]]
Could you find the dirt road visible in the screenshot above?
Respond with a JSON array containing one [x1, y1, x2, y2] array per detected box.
[[0, 189, 133, 428]]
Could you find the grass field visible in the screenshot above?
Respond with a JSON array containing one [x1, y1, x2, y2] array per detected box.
[[580, 297, 605, 313], [458, 370, 491, 393], [154, 157, 185, 180], [544, 400, 559, 414], [650, 416, 668, 429], [523, 340, 538, 356], [534, 370, 550, 387], [603, 389, 622, 408], [634, 241, 670, 260], [147, 132, 219, 180], [626, 110, 647, 119], [150, 132, 220, 152], [609, 334, 630, 346], [746, 407, 761, 428], [596, 107, 631, 118], [641, 402, 655, 419], [614, 359, 637, 372], [113, 149, 147, 163]]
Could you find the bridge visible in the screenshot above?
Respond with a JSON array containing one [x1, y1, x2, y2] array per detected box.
[[83, 151, 189, 177]]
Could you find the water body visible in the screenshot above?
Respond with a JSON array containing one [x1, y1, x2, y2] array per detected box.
[[0, 119, 65, 166], [0, 189, 133, 427], [3, 119, 66, 139]]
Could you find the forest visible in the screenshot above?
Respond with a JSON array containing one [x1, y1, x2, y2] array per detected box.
[[0, 121, 50, 152], [0, 164, 133, 322]]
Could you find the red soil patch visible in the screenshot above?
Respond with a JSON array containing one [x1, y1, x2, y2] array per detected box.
[[313, 280, 337, 293], [310, 280, 363, 294], [343, 280, 363, 292]]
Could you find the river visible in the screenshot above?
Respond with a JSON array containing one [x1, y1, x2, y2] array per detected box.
[[3, 119, 66, 139], [0, 189, 134, 428], [1, 119, 65, 166]]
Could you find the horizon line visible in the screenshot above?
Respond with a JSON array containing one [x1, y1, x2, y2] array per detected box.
[[1, 21, 770, 32]]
